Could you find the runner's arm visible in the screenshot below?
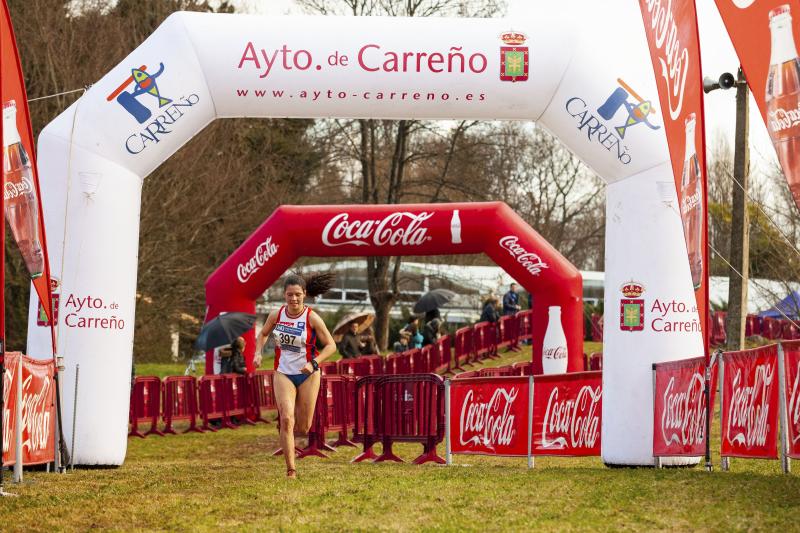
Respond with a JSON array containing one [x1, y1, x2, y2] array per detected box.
[[305, 311, 337, 370], [254, 310, 278, 367]]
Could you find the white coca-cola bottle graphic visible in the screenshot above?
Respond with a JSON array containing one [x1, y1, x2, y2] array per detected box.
[[3, 100, 44, 278], [541, 305, 568, 375], [680, 113, 702, 290], [450, 209, 462, 244], [765, 5, 800, 209]]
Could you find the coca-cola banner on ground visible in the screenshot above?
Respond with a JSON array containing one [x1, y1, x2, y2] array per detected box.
[[449, 377, 530, 457], [653, 357, 717, 457], [783, 348, 800, 459], [721, 345, 780, 459], [638, 0, 709, 354], [532, 371, 602, 456], [19, 356, 56, 465], [1, 353, 55, 466], [715, 1, 800, 212], [2, 352, 19, 466]]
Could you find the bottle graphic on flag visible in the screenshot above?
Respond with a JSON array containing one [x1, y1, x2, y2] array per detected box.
[[680, 113, 703, 290], [3, 100, 44, 278], [765, 4, 800, 210]]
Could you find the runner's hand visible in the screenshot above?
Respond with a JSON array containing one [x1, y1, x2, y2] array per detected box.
[[300, 362, 314, 375], [253, 354, 262, 368]]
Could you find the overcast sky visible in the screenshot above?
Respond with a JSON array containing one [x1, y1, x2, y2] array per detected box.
[[232, 0, 777, 178]]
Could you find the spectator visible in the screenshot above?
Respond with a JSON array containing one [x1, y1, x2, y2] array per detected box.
[[411, 326, 424, 349], [422, 309, 442, 347], [338, 321, 363, 359], [400, 316, 419, 336], [393, 330, 411, 352], [220, 337, 246, 374], [503, 283, 521, 316], [480, 294, 500, 323], [359, 326, 380, 355]]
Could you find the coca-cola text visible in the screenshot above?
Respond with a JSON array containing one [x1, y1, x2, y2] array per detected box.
[[322, 212, 433, 248], [237, 236, 279, 283], [459, 387, 518, 450], [660, 373, 706, 447], [541, 385, 601, 449], [498, 235, 548, 277], [726, 364, 774, 448]]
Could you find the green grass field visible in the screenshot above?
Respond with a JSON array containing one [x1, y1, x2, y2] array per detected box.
[[2, 345, 798, 531]]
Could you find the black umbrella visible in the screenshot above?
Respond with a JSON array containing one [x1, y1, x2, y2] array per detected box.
[[413, 289, 457, 314], [194, 312, 257, 351]]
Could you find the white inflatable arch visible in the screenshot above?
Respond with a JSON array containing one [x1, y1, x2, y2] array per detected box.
[[28, 3, 704, 465]]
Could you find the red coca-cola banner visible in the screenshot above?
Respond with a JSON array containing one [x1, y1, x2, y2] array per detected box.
[[638, 0, 709, 355], [714, 1, 800, 212], [721, 345, 779, 459], [1, 352, 54, 466], [449, 377, 530, 457], [1, 352, 19, 466], [532, 371, 602, 456], [653, 356, 717, 457], [1, 0, 55, 327], [19, 356, 55, 464], [783, 348, 800, 459]]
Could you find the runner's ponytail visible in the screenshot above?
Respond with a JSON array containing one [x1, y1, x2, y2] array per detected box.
[[284, 272, 336, 298]]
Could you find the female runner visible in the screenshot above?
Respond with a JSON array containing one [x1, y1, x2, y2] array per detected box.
[[254, 272, 336, 478]]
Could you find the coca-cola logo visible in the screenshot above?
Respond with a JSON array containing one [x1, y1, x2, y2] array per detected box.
[[21, 373, 52, 453], [661, 373, 706, 447], [642, 0, 689, 120], [459, 387, 518, 450], [541, 385, 601, 449], [768, 106, 800, 134], [543, 347, 567, 361], [2, 362, 14, 455], [790, 362, 800, 446], [726, 363, 774, 448], [4, 176, 32, 200], [680, 188, 701, 215], [237, 236, 279, 283], [321, 212, 433, 247], [498, 236, 548, 277]]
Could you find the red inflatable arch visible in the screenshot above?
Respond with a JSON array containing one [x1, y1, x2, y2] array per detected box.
[[204, 201, 583, 374]]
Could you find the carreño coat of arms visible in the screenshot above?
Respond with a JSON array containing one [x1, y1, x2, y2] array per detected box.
[[500, 31, 529, 82], [619, 281, 645, 332]]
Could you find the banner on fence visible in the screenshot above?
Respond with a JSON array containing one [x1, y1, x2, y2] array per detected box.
[[20, 357, 56, 464], [449, 377, 530, 457], [2, 353, 20, 466], [783, 348, 800, 459], [653, 357, 717, 457], [532, 371, 602, 456], [721, 346, 779, 459], [1, 353, 55, 466]]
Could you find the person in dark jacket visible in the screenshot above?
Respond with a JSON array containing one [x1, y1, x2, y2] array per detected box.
[[221, 337, 247, 374], [338, 321, 363, 359], [422, 309, 442, 347], [503, 283, 521, 316], [480, 295, 500, 323]]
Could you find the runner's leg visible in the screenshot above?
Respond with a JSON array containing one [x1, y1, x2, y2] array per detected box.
[[294, 371, 321, 433], [273, 373, 298, 473]]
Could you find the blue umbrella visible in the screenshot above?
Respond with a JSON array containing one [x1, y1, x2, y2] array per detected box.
[[194, 312, 256, 351]]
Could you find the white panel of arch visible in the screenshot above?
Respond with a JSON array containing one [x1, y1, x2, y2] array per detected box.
[[27, 1, 702, 465]]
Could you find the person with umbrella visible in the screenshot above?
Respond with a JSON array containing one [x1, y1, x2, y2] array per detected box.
[[332, 312, 375, 358], [414, 289, 454, 347], [253, 272, 337, 479]]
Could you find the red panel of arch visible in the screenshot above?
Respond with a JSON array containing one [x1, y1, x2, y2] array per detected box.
[[204, 202, 583, 374]]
